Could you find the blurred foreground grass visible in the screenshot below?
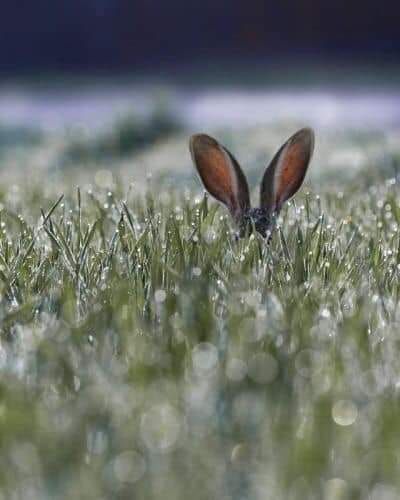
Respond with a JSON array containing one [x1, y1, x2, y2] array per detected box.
[[0, 123, 400, 499]]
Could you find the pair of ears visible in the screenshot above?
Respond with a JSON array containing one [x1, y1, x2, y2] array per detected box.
[[189, 128, 315, 220]]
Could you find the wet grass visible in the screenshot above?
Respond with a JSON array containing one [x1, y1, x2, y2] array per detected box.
[[0, 133, 400, 499]]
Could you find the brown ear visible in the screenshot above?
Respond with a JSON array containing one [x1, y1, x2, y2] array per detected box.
[[189, 134, 250, 219], [260, 128, 315, 214]]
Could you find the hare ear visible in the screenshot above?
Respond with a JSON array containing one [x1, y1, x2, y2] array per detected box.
[[190, 134, 250, 219], [260, 128, 315, 214]]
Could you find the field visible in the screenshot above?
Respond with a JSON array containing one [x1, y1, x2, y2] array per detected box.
[[0, 98, 400, 499]]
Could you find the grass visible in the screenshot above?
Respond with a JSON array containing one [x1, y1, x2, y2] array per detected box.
[[0, 125, 400, 499]]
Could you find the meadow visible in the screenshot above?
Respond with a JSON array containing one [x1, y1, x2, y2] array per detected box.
[[0, 105, 400, 499]]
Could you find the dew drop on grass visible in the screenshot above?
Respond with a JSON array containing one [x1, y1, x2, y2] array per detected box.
[[192, 342, 218, 376], [140, 404, 182, 454], [244, 290, 262, 308], [332, 400, 358, 426], [324, 478, 348, 500], [154, 289, 166, 303], [320, 308, 331, 319], [204, 229, 216, 244], [111, 450, 146, 484], [192, 267, 202, 277], [226, 358, 247, 382]]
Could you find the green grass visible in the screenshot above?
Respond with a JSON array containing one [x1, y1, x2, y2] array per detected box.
[[0, 129, 400, 499]]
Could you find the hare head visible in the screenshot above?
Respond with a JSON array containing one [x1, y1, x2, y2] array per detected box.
[[189, 128, 315, 238]]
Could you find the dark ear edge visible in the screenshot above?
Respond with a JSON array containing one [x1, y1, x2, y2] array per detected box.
[[260, 127, 315, 214], [189, 133, 250, 220]]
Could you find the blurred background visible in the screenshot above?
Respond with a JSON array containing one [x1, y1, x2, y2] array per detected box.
[[0, 0, 400, 185], [2, 0, 400, 72]]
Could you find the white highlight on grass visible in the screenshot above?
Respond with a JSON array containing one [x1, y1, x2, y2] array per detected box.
[[324, 478, 349, 500], [226, 358, 247, 382], [192, 267, 202, 277], [0, 344, 6, 370], [140, 404, 182, 453], [370, 483, 398, 500], [87, 428, 108, 455], [265, 293, 284, 323], [230, 443, 252, 466], [154, 289, 166, 303], [111, 450, 146, 484], [192, 342, 219, 376], [244, 290, 262, 308], [332, 400, 358, 426]]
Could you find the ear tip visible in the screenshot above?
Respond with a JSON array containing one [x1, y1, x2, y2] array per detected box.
[[294, 127, 315, 153], [297, 126, 315, 139], [189, 133, 203, 144], [189, 134, 220, 163], [189, 133, 214, 149]]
